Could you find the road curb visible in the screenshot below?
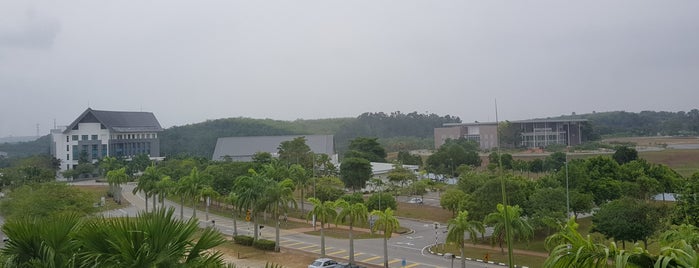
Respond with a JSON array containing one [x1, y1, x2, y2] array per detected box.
[[427, 245, 529, 268]]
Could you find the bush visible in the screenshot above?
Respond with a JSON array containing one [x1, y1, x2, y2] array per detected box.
[[233, 235, 254, 246], [253, 239, 276, 251]]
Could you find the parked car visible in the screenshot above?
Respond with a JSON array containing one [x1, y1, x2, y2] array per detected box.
[[408, 197, 423, 204], [308, 258, 339, 268]]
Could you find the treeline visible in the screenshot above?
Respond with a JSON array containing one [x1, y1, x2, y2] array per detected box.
[[558, 110, 699, 137], [335, 111, 461, 152]]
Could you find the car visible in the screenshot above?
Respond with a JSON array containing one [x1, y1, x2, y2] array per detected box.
[[308, 258, 339, 268], [408, 197, 423, 204]]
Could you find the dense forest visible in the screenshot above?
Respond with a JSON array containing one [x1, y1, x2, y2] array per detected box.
[[2, 110, 699, 159], [555, 110, 699, 137]]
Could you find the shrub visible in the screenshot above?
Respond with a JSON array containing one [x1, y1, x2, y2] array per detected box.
[[233, 235, 254, 246], [253, 239, 276, 251]]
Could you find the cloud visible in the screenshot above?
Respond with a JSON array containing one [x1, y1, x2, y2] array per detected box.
[[0, 8, 61, 49]]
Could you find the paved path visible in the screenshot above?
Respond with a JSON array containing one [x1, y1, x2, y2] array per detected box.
[[112, 182, 535, 268]]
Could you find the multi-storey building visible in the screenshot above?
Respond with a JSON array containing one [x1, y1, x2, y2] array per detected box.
[[434, 119, 587, 150], [50, 108, 163, 173]]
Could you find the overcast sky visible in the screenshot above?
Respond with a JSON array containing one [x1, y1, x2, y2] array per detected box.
[[1, 1, 698, 138]]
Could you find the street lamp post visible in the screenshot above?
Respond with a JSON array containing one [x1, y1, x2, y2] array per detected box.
[[434, 222, 439, 247], [565, 154, 570, 217]]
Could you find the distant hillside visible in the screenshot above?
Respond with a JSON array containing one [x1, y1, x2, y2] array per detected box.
[[0, 135, 51, 158], [0, 136, 41, 144], [7, 110, 694, 159], [551, 110, 699, 138], [159, 117, 355, 157]]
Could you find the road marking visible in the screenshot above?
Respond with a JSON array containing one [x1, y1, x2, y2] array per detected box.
[[284, 242, 304, 247], [328, 250, 345, 255], [298, 245, 317, 250], [361, 256, 381, 262], [404, 263, 421, 268], [388, 259, 401, 264], [342, 252, 364, 259]]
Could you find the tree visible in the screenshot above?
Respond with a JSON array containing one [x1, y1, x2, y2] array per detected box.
[[77, 208, 225, 267], [107, 167, 129, 204], [133, 165, 160, 212], [370, 208, 400, 268], [233, 169, 267, 241], [396, 151, 422, 166], [154, 175, 175, 208], [569, 190, 595, 220], [278, 136, 313, 169], [366, 192, 397, 212], [440, 189, 469, 216], [335, 199, 368, 265], [345, 137, 387, 162], [1, 213, 84, 267], [307, 197, 337, 257], [484, 204, 534, 253], [386, 164, 417, 189], [613, 145, 638, 165], [340, 157, 372, 192], [0, 182, 95, 221], [252, 151, 273, 164], [592, 197, 666, 248], [446, 211, 485, 268], [200, 185, 220, 221], [673, 172, 699, 225], [289, 164, 309, 212], [544, 217, 625, 268], [314, 176, 346, 202], [98, 156, 122, 175], [262, 178, 297, 252], [525, 187, 567, 233], [426, 139, 481, 177]]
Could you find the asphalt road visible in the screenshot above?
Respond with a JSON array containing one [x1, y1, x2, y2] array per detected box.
[[104, 182, 509, 268]]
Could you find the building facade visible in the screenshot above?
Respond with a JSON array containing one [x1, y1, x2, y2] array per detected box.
[[212, 135, 337, 162], [434, 119, 586, 150], [50, 108, 163, 172]]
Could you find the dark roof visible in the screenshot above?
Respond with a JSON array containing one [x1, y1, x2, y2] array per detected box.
[[64, 108, 163, 133], [212, 135, 334, 161]]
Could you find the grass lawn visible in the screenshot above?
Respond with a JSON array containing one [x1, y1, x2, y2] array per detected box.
[[639, 149, 699, 177], [304, 227, 383, 239], [74, 185, 129, 211], [394, 203, 453, 223]]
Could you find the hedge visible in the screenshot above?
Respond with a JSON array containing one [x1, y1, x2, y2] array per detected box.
[[253, 239, 276, 251], [233, 235, 254, 246]]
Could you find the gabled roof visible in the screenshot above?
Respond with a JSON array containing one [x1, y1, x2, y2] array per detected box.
[[212, 135, 334, 161], [64, 108, 163, 133]]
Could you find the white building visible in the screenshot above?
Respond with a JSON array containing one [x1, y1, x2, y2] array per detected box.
[[50, 108, 163, 173]]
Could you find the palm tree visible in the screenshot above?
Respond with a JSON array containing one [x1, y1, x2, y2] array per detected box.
[[133, 165, 159, 212], [307, 197, 337, 257], [154, 175, 174, 208], [289, 164, 309, 212], [77, 207, 226, 267], [484, 203, 533, 253], [660, 224, 699, 250], [226, 192, 240, 236], [182, 167, 206, 218], [107, 167, 129, 204], [1, 213, 83, 267], [262, 178, 297, 252], [371, 207, 400, 268], [200, 186, 220, 221], [233, 169, 267, 241], [336, 199, 368, 265], [544, 217, 647, 268], [446, 210, 485, 268]]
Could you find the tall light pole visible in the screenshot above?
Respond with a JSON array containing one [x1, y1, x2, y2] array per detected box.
[[566, 122, 571, 218]]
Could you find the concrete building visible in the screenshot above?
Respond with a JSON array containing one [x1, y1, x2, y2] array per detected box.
[[50, 108, 163, 173], [212, 135, 336, 162], [434, 119, 587, 150]]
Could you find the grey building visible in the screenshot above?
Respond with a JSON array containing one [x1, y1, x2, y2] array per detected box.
[[212, 135, 336, 162], [51, 108, 163, 172], [434, 119, 587, 150]]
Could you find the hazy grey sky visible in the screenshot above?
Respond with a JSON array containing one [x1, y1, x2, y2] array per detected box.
[[1, 1, 698, 138]]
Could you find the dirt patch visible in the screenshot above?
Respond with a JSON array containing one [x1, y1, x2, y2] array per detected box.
[[217, 242, 317, 268]]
